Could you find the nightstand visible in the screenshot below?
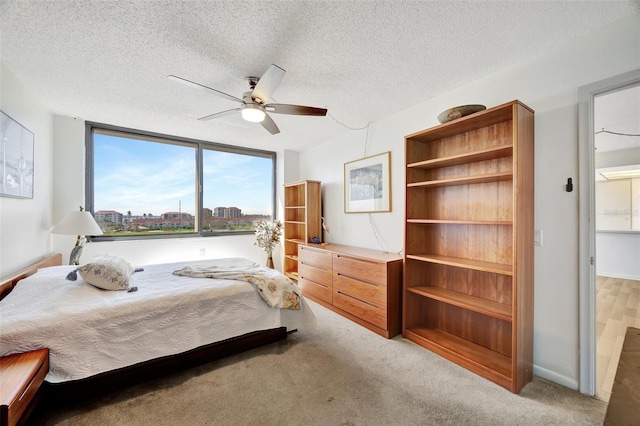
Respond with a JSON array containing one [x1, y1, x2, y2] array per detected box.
[[0, 349, 49, 426]]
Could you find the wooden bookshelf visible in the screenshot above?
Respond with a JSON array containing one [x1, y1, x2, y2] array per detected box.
[[406, 171, 513, 188], [406, 327, 513, 389], [407, 286, 512, 321], [403, 100, 534, 393], [407, 145, 513, 170], [283, 180, 321, 280], [405, 254, 513, 276]]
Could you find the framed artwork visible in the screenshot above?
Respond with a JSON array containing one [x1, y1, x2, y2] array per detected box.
[[344, 151, 391, 213], [1, 111, 34, 199]]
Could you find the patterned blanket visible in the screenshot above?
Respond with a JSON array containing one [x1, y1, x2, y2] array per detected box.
[[172, 262, 301, 310]]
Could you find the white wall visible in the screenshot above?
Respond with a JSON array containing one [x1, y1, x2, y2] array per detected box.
[[594, 177, 640, 280], [595, 147, 640, 169], [594, 150, 640, 280], [300, 121, 404, 254], [300, 13, 640, 390], [0, 62, 54, 277], [596, 232, 640, 280]]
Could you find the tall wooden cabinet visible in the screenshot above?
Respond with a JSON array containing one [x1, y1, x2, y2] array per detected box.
[[403, 100, 534, 393], [283, 180, 322, 280]]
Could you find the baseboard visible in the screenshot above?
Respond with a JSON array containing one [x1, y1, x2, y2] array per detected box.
[[596, 271, 640, 281], [533, 364, 579, 391]]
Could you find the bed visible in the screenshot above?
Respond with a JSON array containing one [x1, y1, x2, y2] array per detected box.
[[0, 253, 315, 390]]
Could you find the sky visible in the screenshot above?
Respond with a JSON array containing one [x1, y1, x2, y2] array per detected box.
[[93, 133, 273, 217]]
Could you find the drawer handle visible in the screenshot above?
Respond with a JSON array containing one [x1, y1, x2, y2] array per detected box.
[[18, 360, 45, 401], [337, 291, 380, 309], [336, 273, 379, 287], [300, 277, 328, 289], [300, 262, 329, 272], [335, 254, 379, 265]]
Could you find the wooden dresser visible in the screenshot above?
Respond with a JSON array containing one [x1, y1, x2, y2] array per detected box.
[[0, 348, 49, 426], [298, 243, 403, 338]]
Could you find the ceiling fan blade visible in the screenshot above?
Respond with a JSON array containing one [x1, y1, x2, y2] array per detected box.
[[197, 108, 241, 121], [252, 64, 285, 103], [265, 103, 328, 116], [260, 113, 280, 135], [168, 75, 243, 104]]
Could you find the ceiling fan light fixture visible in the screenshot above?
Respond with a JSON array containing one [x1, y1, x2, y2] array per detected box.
[[241, 104, 266, 122], [169, 64, 326, 134]]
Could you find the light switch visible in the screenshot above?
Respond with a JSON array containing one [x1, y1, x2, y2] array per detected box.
[[534, 230, 543, 246]]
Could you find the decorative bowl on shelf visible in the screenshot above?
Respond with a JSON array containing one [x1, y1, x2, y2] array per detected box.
[[437, 104, 486, 123]]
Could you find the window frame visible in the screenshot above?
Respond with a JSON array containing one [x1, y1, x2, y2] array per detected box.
[[85, 122, 277, 241]]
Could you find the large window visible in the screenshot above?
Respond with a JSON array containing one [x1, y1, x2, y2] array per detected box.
[[86, 123, 275, 239]]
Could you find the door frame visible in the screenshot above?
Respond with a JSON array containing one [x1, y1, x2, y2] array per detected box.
[[577, 69, 640, 395]]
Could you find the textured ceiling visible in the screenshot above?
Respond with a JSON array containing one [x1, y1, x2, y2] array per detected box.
[[1, 1, 639, 152]]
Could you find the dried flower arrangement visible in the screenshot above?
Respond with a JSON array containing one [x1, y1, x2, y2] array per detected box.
[[254, 220, 283, 264]]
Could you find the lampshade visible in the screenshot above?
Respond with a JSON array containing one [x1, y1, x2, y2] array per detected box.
[[52, 210, 104, 236], [241, 104, 266, 122]]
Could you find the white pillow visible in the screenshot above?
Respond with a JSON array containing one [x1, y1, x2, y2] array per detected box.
[[78, 254, 134, 291]]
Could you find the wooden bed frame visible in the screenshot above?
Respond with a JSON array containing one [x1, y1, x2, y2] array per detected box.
[[0, 253, 288, 402], [0, 253, 63, 301]]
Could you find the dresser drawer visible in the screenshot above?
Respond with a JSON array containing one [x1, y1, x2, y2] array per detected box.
[[299, 259, 332, 303], [299, 245, 332, 270], [333, 290, 387, 330], [299, 277, 332, 304], [333, 254, 387, 286], [299, 262, 332, 287], [333, 272, 386, 308]]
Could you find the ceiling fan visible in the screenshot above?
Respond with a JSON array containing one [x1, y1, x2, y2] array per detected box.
[[168, 64, 327, 135]]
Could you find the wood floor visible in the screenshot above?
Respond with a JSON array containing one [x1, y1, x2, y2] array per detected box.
[[596, 275, 640, 401]]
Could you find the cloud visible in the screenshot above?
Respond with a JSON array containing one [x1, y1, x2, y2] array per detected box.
[[93, 136, 271, 215]]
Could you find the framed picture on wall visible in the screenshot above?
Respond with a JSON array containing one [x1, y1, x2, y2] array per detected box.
[[1, 111, 34, 199], [344, 151, 391, 213]]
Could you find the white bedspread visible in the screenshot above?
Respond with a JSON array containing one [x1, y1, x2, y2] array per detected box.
[[0, 258, 315, 383]]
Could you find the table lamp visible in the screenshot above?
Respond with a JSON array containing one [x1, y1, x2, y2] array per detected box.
[[52, 206, 104, 265]]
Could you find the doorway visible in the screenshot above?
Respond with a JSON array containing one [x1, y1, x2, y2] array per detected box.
[[578, 69, 640, 397], [593, 85, 640, 400]]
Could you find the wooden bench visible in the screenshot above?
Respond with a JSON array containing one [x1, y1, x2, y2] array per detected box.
[[603, 326, 640, 425], [0, 349, 49, 426]]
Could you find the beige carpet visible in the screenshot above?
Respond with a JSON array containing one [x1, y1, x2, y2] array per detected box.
[[29, 299, 606, 425]]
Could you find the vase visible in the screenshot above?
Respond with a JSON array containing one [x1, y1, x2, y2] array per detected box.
[[266, 254, 274, 269]]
